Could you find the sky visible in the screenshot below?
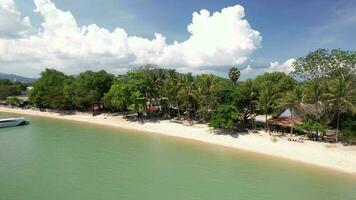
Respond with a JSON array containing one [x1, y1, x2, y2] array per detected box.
[[0, 0, 355, 79]]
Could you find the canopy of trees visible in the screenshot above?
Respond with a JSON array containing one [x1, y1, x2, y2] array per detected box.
[[27, 49, 355, 142], [0, 79, 27, 100]]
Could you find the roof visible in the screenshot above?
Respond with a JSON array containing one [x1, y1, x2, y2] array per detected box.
[[275, 103, 339, 119], [268, 117, 302, 127]]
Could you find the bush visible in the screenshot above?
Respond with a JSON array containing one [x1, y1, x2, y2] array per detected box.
[[209, 104, 239, 130], [271, 136, 278, 143], [341, 120, 356, 145], [5, 96, 22, 106]]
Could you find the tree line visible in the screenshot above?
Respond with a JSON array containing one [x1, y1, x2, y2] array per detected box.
[[27, 49, 355, 142], [0, 79, 28, 100]]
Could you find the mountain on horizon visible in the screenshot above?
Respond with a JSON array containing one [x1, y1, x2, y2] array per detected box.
[[0, 72, 36, 83]]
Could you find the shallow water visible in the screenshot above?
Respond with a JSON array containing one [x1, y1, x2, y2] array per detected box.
[[1, 112, 356, 200]]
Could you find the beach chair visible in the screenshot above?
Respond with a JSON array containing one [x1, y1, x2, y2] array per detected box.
[[288, 136, 304, 143]]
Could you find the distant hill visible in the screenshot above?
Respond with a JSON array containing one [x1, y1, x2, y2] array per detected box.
[[0, 73, 36, 83]]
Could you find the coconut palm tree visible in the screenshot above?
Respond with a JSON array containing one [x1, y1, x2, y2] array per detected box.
[[324, 76, 356, 130], [195, 74, 220, 121], [163, 69, 181, 118], [278, 86, 305, 134], [178, 73, 197, 121], [238, 79, 258, 129], [257, 85, 279, 133], [304, 80, 327, 140]]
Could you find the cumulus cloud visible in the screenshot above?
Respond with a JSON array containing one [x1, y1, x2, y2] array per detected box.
[[241, 65, 253, 73], [0, 0, 261, 76], [266, 58, 296, 74], [157, 6, 261, 68], [0, 0, 31, 38]]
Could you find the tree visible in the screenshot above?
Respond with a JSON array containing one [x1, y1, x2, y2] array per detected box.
[[65, 70, 115, 110], [178, 73, 197, 120], [228, 67, 240, 83], [29, 69, 69, 109], [234, 79, 258, 129], [0, 79, 23, 100], [324, 76, 356, 130], [194, 74, 221, 121], [294, 117, 327, 140], [304, 80, 328, 140], [254, 72, 296, 94], [292, 48, 355, 81], [163, 69, 182, 118], [256, 85, 279, 133], [277, 86, 305, 134], [254, 72, 296, 132], [292, 49, 330, 81], [102, 81, 130, 111], [340, 119, 356, 145], [328, 49, 356, 79], [5, 96, 22, 106], [209, 104, 239, 130]]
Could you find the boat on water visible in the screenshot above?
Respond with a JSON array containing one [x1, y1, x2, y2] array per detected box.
[[0, 118, 29, 128]]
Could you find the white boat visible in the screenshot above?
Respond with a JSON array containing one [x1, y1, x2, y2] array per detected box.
[[0, 117, 29, 128]]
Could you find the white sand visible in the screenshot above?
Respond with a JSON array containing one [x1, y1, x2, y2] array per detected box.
[[1, 106, 356, 175]]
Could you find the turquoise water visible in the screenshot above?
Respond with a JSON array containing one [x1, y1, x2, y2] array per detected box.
[[1, 112, 356, 200]]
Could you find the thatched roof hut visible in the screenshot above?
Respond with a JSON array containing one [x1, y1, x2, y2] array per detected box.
[[268, 117, 302, 128]]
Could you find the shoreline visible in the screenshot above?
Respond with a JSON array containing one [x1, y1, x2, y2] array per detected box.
[[1, 106, 356, 175]]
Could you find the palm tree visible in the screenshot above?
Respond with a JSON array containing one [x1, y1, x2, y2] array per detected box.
[[163, 69, 182, 118], [324, 76, 356, 130], [228, 67, 240, 83], [257, 85, 279, 133], [178, 73, 197, 121], [195, 74, 220, 121], [278, 86, 305, 134], [239, 79, 258, 129], [304, 80, 327, 140]]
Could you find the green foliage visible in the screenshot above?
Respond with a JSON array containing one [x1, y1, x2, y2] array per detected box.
[[254, 72, 296, 94], [29, 69, 69, 109], [0, 79, 24, 100], [291, 49, 356, 131], [233, 79, 258, 128], [294, 117, 327, 137], [271, 136, 278, 143], [177, 73, 197, 119], [277, 86, 305, 133], [64, 70, 115, 110], [5, 96, 22, 106], [324, 76, 356, 129], [209, 104, 239, 129], [228, 67, 240, 83], [256, 85, 280, 130], [292, 48, 355, 81], [194, 74, 222, 121], [27, 48, 355, 139], [103, 81, 130, 111], [162, 69, 182, 117], [340, 120, 356, 144]]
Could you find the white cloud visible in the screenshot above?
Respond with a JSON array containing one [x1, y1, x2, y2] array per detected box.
[[266, 58, 296, 74], [157, 6, 261, 68], [241, 65, 253, 73], [0, 0, 261, 76], [0, 0, 31, 38]]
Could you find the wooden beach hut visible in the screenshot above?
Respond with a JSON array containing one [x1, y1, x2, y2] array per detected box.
[[268, 108, 302, 134]]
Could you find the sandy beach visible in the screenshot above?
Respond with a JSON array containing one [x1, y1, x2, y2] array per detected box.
[[1, 106, 356, 175]]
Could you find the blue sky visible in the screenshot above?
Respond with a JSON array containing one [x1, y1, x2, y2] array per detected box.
[[1, 0, 356, 77]]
